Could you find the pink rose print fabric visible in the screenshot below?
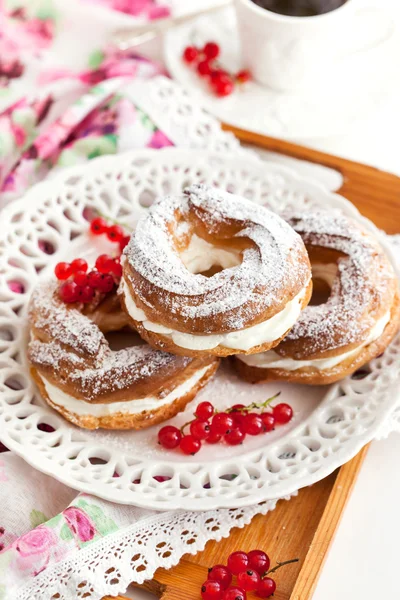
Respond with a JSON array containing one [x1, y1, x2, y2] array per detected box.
[[0, 0, 56, 88], [11, 526, 61, 577], [0, 0, 173, 205], [63, 507, 97, 543], [0, 0, 177, 208], [84, 0, 171, 20], [0, 78, 173, 204], [0, 495, 118, 585]]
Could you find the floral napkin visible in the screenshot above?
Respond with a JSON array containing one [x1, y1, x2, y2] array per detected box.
[[0, 0, 176, 208]]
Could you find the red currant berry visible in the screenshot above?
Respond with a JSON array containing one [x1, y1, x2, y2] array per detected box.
[[190, 419, 211, 441], [87, 270, 103, 289], [183, 46, 199, 64], [107, 224, 124, 243], [212, 413, 234, 435], [256, 577, 276, 598], [203, 41, 220, 60], [197, 59, 212, 77], [227, 552, 249, 575], [180, 435, 201, 455], [74, 284, 84, 297], [73, 271, 88, 286], [90, 217, 108, 235], [236, 69, 251, 83], [70, 258, 88, 273], [208, 565, 232, 590], [214, 77, 234, 97], [242, 413, 263, 436], [273, 403, 293, 424], [237, 570, 260, 592], [80, 285, 95, 303], [222, 587, 246, 600], [110, 258, 122, 278], [248, 550, 270, 575], [59, 281, 79, 303], [158, 425, 182, 449], [206, 429, 222, 444], [224, 427, 245, 446], [210, 69, 230, 83], [201, 579, 223, 600], [232, 412, 246, 429], [195, 401, 215, 420], [231, 404, 245, 412], [96, 273, 115, 293], [54, 262, 72, 280], [261, 413, 275, 432], [211, 74, 235, 97], [95, 254, 115, 274], [119, 235, 130, 253]]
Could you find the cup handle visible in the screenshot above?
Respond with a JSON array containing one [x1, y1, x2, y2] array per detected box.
[[337, 6, 395, 59]]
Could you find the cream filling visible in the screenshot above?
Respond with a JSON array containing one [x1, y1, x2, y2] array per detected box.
[[40, 364, 212, 417], [180, 234, 242, 274], [121, 279, 310, 352], [238, 311, 391, 371]]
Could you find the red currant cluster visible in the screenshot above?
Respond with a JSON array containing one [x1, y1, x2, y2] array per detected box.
[[201, 550, 298, 599], [89, 216, 130, 253], [182, 41, 251, 97], [54, 217, 130, 304], [158, 394, 293, 455]]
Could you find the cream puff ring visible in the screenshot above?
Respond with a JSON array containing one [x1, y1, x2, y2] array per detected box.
[[28, 281, 219, 429], [120, 184, 312, 357], [234, 212, 400, 385]]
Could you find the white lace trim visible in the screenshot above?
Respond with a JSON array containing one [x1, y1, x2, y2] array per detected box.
[[15, 496, 294, 600]]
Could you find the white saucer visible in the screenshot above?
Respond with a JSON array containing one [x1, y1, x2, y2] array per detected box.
[[164, 7, 398, 140]]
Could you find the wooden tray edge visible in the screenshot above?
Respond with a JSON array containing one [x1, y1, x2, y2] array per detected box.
[[289, 445, 369, 600]]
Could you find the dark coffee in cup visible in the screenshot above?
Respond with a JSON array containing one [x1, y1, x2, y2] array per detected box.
[[250, 0, 347, 17]]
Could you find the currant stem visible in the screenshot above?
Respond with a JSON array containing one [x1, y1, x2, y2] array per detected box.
[[180, 419, 195, 435], [264, 558, 299, 576], [226, 392, 281, 414], [96, 210, 131, 230]]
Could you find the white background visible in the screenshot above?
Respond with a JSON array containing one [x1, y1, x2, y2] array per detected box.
[[125, 0, 400, 597]]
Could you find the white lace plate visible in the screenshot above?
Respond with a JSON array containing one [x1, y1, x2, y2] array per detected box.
[[1, 148, 399, 511], [164, 8, 398, 140]]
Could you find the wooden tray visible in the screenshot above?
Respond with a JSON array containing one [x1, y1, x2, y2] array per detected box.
[[105, 129, 400, 600]]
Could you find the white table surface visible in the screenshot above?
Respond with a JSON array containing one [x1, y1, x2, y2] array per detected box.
[[124, 1, 400, 598]]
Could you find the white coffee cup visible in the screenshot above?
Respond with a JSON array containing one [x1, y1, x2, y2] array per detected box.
[[235, 0, 393, 91]]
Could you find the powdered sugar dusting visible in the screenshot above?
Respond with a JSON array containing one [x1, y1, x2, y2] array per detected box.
[[29, 339, 88, 369], [28, 280, 195, 400], [71, 346, 190, 398], [29, 281, 104, 357], [278, 212, 397, 357], [126, 184, 310, 331]]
